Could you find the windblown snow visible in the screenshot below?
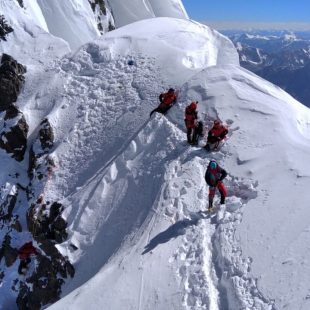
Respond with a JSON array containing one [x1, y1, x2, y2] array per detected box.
[[1, 1, 310, 310]]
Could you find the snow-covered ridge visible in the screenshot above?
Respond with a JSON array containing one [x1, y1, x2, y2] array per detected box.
[[1, 1, 310, 309], [1, 0, 189, 51]]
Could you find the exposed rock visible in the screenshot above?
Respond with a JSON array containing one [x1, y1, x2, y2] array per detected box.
[[17, 249, 74, 307], [0, 53, 26, 111], [28, 146, 36, 179], [16, 0, 24, 8], [28, 202, 68, 244], [0, 188, 18, 222], [88, 0, 115, 34], [0, 114, 29, 161], [0, 15, 13, 41], [89, 0, 106, 15], [11, 216, 22, 232], [5, 105, 20, 120], [16, 240, 74, 309], [0, 234, 18, 267], [28, 119, 55, 179], [0, 270, 4, 285], [39, 119, 54, 150]]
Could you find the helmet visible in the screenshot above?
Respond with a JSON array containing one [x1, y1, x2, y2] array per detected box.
[[168, 88, 175, 93], [209, 160, 217, 169], [214, 119, 221, 126], [189, 101, 197, 110]]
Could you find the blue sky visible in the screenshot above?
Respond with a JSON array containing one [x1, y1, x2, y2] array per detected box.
[[182, 0, 310, 23]]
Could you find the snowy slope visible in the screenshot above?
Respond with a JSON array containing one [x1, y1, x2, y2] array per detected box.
[[47, 61, 310, 310], [0, 0, 70, 64], [39, 18, 309, 310], [28, 19, 238, 296], [100, 18, 238, 85], [49, 63, 310, 310], [36, 0, 101, 50], [109, 0, 188, 28], [1, 2, 310, 309]]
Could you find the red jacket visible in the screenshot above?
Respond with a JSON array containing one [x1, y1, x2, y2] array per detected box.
[[184, 104, 198, 129], [159, 92, 177, 107], [208, 124, 228, 143], [18, 242, 38, 260]]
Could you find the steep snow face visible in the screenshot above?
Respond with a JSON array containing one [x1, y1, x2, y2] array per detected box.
[[22, 0, 49, 32], [26, 17, 237, 303], [2, 3, 310, 308], [49, 62, 310, 310], [96, 18, 239, 84], [36, 0, 101, 50], [38, 16, 309, 310], [0, 0, 70, 65], [109, 0, 188, 27]]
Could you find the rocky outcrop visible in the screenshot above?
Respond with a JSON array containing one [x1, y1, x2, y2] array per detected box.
[[0, 54, 26, 111], [0, 234, 18, 267], [17, 202, 74, 309], [28, 119, 55, 179], [0, 15, 13, 41], [38, 118, 54, 151], [28, 202, 68, 244], [16, 247, 74, 310], [88, 0, 115, 33], [16, 0, 24, 8], [0, 54, 28, 161], [0, 112, 29, 161], [19, 117, 74, 308], [0, 186, 18, 222]]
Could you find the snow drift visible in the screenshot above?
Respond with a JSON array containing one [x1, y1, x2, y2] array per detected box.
[[1, 1, 310, 309]]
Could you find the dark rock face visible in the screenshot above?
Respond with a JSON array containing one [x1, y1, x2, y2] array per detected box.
[[0, 15, 13, 41], [28, 118, 54, 179], [0, 54, 26, 111], [16, 248, 74, 310], [0, 114, 29, 161], [17, 202, 74, 309], [39, 119, 54, 150], [16, 0, 24, 8], [0, 234, 18, 267], [0, 54, 28, 159], [88, 0, 115, 33], [29, 202, 68, 244], [0, 50, 73, 308], [24, 117, 73, 307], [89, 0, 107, 15], [0, 188, 18, 222]]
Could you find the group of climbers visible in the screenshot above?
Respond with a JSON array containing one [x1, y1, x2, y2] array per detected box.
[[151, 89, 229, 212], [14, 88, 228, 278], [184, 100, 228, 150]]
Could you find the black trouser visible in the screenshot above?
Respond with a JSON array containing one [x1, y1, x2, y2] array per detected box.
[[187, 126, 200, 144], [18, 258, 31, 274], [150, 104, 172, 117], [187, 128, 194, 143]]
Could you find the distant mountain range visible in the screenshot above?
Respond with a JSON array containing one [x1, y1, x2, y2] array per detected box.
[[222, 30, 310, 107]]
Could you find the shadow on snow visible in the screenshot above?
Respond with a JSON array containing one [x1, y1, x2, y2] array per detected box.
[[142, 212, 212, 255]]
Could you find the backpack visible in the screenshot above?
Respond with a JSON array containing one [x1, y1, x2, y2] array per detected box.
[[205, 165, 220, 187]]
